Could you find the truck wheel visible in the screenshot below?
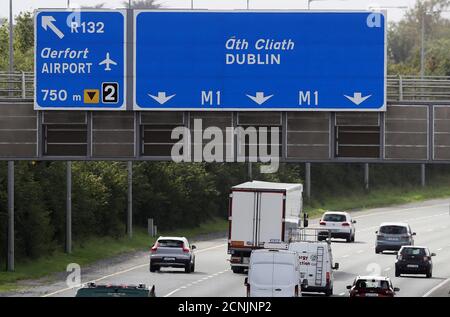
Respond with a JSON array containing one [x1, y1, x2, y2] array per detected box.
[[150, 265, 158, 273], [232, 267, 243, 274], [325, 287, 333, 297]]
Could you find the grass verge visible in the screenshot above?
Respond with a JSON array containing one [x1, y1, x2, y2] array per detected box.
[[0, 217, 228, 293], [305, 182, 450, 219]]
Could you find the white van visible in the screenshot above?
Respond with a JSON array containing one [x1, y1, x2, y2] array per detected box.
[[245, 249, 302, 297], [289, 241, 339, 296]]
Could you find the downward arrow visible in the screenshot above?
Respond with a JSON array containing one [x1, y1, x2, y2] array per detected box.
[[148, 92, 176, 105], [344, 92, 372, 105], [246, 92, 273, 105], [41, 16, 64, 39]]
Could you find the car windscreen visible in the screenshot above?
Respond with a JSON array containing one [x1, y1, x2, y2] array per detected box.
[[157, 240, 184, 248], [355, 279, 389, 290], [379, 225, 407, 234], [401, 248, 426, 256], [323, 214, 347, 222]]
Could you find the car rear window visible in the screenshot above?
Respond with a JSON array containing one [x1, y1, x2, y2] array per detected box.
[[158, 240, 184, 248], [355, 279, 389, 290], [379, 225, 407, 234], [401, 248, 426, 256], [323, 214, 347, 222]]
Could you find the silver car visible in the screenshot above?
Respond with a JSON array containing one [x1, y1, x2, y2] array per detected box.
[[150, 236, 196, 273], [375, 223, 415, 254]]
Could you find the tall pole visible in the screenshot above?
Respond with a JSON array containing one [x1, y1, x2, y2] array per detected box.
[[305, 163, 311, 201], [7, 161, 14, 272], [67, 0, 70, 8], [420, 12, 425, 78], [191, 0, 194, 9], [127, 161, 133, 238], [66, 161, 72, 254], [9, 0, 13, 73], [247, 0, 250, 10], [364, 163, 370, 191]]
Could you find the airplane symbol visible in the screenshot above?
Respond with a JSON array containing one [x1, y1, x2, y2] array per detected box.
[[99, 53, 117, 71]]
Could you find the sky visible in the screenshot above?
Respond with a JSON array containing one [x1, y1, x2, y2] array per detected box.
[[0, 0, 433, 23]]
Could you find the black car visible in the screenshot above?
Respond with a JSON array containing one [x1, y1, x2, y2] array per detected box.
[[75, 283, 156, 297], [395, 246, 435, 278]]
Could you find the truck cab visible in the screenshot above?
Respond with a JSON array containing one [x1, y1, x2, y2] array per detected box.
[[245, 249, 302, 297]]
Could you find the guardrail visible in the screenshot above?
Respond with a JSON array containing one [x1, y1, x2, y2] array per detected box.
[[1, 72, 450, 102], [0, 71, 34, 99], [387, 75, 450, 102]]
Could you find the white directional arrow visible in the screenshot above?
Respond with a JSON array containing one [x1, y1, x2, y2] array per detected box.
[[246, 92, 273, 105], [344, 92, 372, 105], [41, 16, 64, 39], [148, 92, 176, 105]]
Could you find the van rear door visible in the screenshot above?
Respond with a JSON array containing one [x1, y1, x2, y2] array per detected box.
[[272, 252, 297, 297], [250, 253, 274, 297]]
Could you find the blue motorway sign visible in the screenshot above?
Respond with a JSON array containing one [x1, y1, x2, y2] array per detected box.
[[35, 10, 126, 110], [134, 11, 386, 111]]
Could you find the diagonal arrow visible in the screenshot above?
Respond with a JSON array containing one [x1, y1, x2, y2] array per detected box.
[[344, 92, 372, 105], [42, 16, 64, 39], [246, 92, 273, 105], [148, 92, 176, 105]]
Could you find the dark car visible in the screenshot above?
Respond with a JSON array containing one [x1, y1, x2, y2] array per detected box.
[[395, 246, 435, 278], [150, 236, 196, 273], [75, 283, 155, 297], [347, 276, 399, 297]]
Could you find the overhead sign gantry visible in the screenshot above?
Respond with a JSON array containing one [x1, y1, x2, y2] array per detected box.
[[34, 10, 126, 110], [134, 11, 386, 111]]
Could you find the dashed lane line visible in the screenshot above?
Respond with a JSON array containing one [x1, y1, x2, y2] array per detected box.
[[42, 243, 227, 297], [423, 278, 450, 297], [164, 269, 231, 297]]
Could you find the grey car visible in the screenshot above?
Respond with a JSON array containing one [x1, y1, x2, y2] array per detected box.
[[150, 236, 196, 273], [375, 222, 416, 254]]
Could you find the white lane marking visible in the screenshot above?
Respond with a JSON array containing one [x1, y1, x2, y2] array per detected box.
[[423, 278, 450, 297], [437, 248, 442, 251], [352, 203, 449, 220], [358, 213, 448, 234], [384, 267, 391, 272], [356, 250, 364, 254], [339, 292, 346, 296], [42, 243, 227, 297], [164, 269, 230, 297], [341, 255, 349, 258]]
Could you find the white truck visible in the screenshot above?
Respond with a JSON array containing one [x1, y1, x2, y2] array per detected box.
[[227, 181, 307, 273]]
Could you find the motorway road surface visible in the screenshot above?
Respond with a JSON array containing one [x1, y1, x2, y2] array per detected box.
[[13, 198, 450, 297]]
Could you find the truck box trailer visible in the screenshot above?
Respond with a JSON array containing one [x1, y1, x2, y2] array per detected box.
[[227, 181, 304, 273]]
